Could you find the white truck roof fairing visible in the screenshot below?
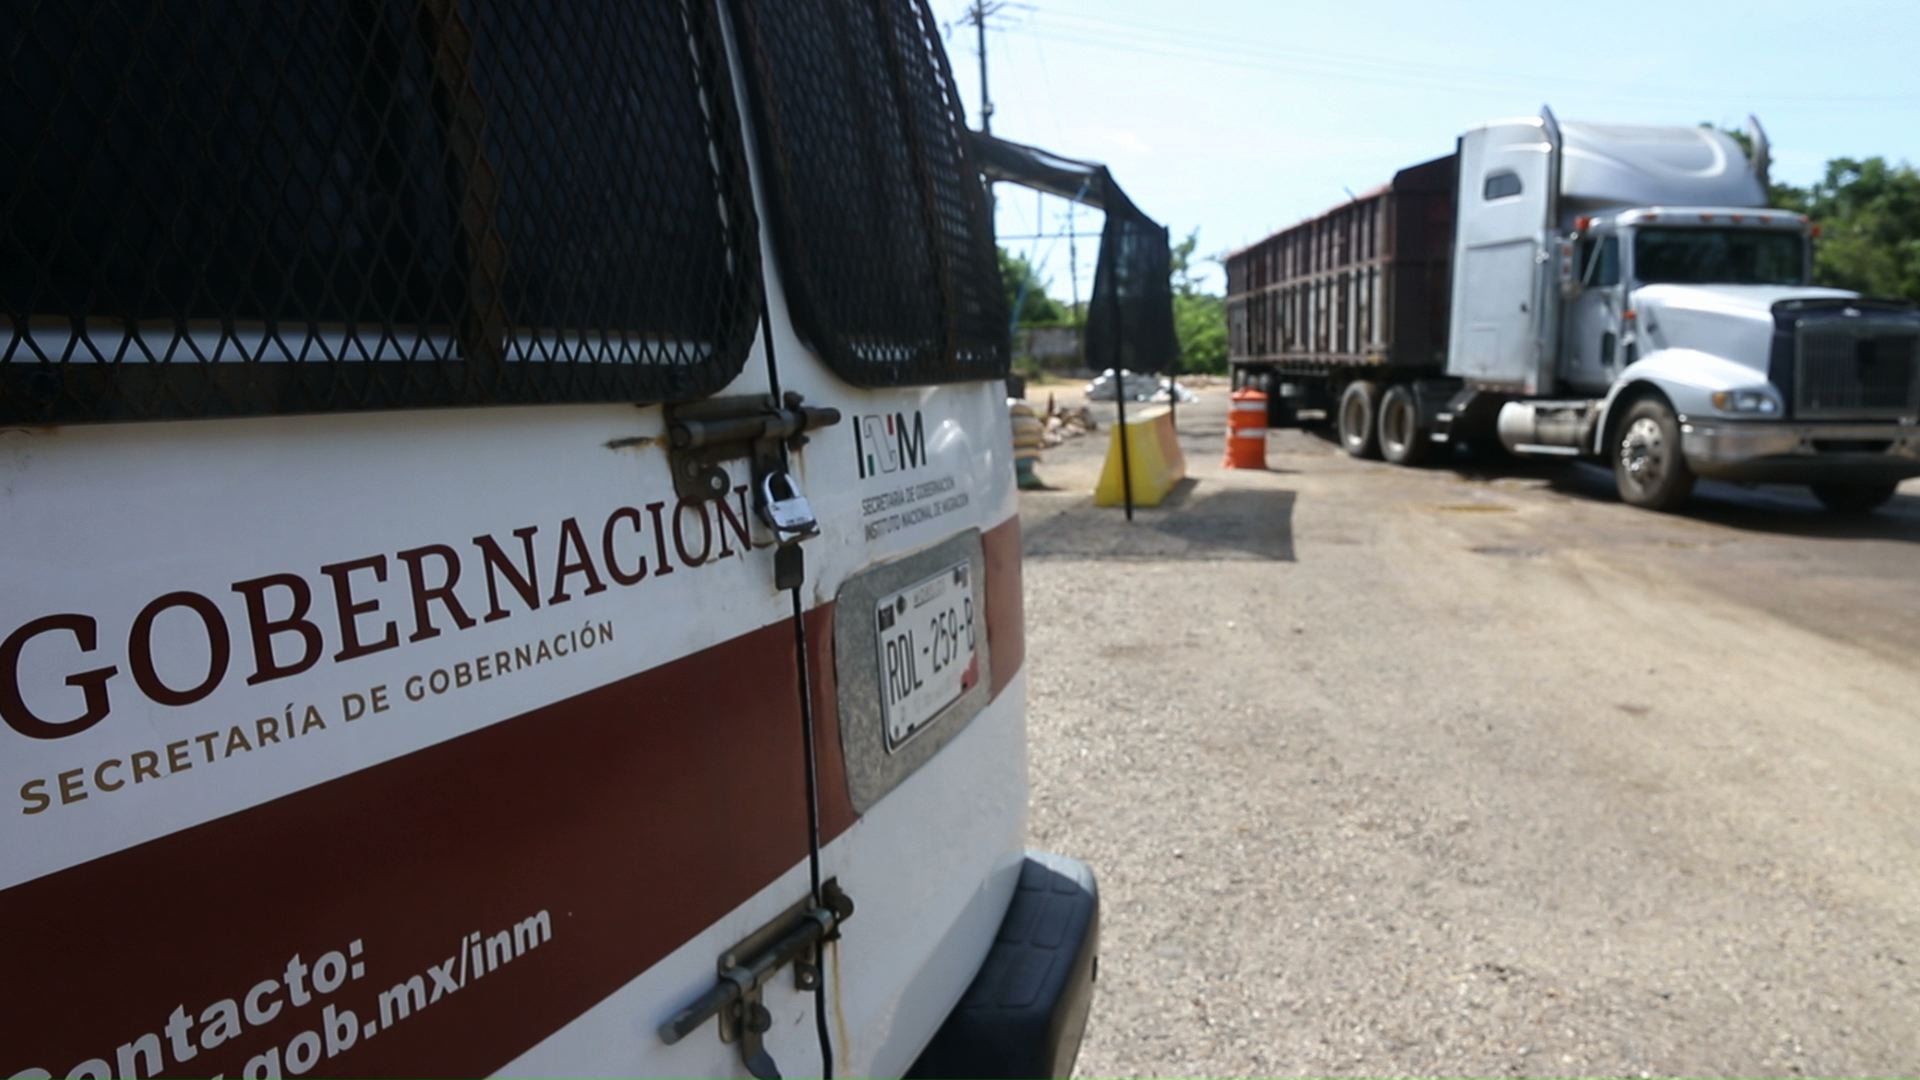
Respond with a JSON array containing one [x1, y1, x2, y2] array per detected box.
[[1464, 115, 1768, 223], [1561, 120, 1765, 214]]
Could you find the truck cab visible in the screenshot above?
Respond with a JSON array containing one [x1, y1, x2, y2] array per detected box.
[[1561, 207, 1815, 396], [1577, 208, 1919, 509], [1456, 114, 1920, 512]]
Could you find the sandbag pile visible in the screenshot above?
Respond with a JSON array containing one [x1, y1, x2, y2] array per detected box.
[[1011, 399, 1045, 489]]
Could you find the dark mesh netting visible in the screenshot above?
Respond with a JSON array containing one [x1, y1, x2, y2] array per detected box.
[[1086, 210, 1176, 376], [1, 0, 761, 425], [730, 0, 1009, 388], [968, 131, 1177, 375]]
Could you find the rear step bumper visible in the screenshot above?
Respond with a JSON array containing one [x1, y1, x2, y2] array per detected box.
[[906, 851, 1100, 1080]]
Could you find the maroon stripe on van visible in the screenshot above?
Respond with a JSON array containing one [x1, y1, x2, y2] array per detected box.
[[3, 515, 1027, 1079], [1, 607, 853, 1080], [984, 514, 1024, 695]]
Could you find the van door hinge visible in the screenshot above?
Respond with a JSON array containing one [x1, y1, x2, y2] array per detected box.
[[666, 393, 840, 590], [657, 880, 855, 1080]]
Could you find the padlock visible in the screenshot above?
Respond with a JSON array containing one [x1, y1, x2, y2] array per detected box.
[[757, 470, 817, 537]]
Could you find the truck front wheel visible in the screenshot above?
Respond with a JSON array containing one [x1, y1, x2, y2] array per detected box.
[[1612, 397, 1695, 511], [1338, 380, 1381, 459], [1377, 384, 1430, 466], [1810, 482, 1898, 515]]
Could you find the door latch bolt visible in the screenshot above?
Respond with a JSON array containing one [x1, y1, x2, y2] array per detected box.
[[657, 881, 854, 1080]]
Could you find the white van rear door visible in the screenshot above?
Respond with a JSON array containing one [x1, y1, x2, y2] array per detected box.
[[720, 0, 1029, 1074]]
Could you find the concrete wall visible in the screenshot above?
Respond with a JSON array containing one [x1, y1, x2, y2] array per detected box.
[[1017, 325, 1082, 369]]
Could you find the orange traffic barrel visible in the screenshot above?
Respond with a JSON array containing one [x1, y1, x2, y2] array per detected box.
[[1223, 387, 1268, 469]]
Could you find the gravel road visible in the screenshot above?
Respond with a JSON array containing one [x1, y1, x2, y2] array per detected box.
[[1020, 387, 1920, 1078]]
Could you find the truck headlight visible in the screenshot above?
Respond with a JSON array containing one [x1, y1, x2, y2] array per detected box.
[[1710, 389, 1781, 415]]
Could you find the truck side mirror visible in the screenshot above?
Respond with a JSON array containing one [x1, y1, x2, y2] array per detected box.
[[1556, 238, 1581, 299]]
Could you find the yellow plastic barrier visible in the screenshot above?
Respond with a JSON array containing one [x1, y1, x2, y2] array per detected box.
[[1094, 405, 1188, 508]]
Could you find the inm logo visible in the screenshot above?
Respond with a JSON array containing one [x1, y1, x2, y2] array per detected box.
[[853, 410, 927, 479]]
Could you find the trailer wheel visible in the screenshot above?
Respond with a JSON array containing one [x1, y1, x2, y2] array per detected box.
[[1338, 380, 1381, 459], [1377, 384, 1429, 466], [1612, 396, 1694, 511], [1809, 482, 1898, 515]]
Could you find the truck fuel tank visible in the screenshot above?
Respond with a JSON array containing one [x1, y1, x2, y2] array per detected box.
[[1497, 399, 1600, 457]]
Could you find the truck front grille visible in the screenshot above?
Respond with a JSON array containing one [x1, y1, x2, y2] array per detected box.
[[1795, 324, 1920, 418]]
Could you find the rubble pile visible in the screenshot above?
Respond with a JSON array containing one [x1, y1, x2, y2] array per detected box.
[[1043, 403, 1099, 447]]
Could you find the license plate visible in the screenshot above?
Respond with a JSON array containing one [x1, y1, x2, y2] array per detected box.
[[875, 560, 979, 750]]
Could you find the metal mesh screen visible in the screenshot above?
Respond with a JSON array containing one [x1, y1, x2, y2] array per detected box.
[[2, 0, 761, 425], [730, 0, 1009, 388], [1087, 212, 1177, 375], [967, 129, 1177, 376]]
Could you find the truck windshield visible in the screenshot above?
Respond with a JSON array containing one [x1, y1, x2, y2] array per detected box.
[[1633, 227, 1805, 286]]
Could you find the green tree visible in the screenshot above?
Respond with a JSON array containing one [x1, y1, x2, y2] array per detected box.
[[1709, 125, 1920, 301], [1778, 158, 1920, 302], [1169, 229, 1228, 374], [996, 246, 1065, 325]]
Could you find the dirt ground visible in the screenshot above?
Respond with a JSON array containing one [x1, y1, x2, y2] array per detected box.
[[1019, 386, 1920, 1078]]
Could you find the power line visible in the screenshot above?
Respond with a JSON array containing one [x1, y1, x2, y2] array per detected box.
[[1016, 14, 1920, 109], [1041, 9, 1573, 86], [1024, 14, 1068, 146], [1032, 6, 1920, 104]]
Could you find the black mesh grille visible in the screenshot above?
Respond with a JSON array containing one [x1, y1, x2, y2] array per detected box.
[[1797, 327, 1919, 417], [1, 0, 761, 425], [730, 0, 1009, 388]]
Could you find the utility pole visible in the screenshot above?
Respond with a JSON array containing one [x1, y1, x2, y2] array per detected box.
[[966, 1, 1004, 233], [1065, 206, 1079, 316], [966, 1, 998, 135], [1066, 203, 1081, 367]]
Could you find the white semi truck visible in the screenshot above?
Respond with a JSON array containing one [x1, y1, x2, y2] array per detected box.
[[1227, 109, 1920, 512]]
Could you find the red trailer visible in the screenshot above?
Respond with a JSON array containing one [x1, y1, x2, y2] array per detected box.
[[1226, 154, 1456, 457]]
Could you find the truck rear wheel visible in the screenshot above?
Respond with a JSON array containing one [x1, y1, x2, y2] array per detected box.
[[1377, 384, 1430, 466], [1612, 396, 1695, 511], [1810, 482, 1898, 515], [1338, 380, 1381, 459]]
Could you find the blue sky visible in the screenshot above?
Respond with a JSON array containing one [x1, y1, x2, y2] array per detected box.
[[942, 0, 1920, 295]]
